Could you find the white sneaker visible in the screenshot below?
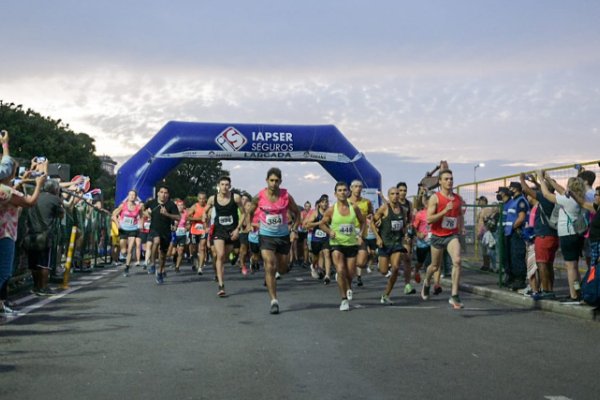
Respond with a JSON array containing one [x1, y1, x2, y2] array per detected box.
[[367, 266, 373, 274], [275, 272, 281, 280], [339, 299, 350, 311], [346, 289, 353, 301], [380, 294, 394, 305], [310, 266, 319, 279], [385, 270, 392, 278]]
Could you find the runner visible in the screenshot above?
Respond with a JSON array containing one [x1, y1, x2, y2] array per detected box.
[[304, 194, 332, 284], [173, 200, 189, 273], [397, 182, 416, 294], [188, 191, 209, 275], [144, 185, 180, 284], [204, 176, 244, 297], [372, 187, 408, 304], [253, 167, 300, 314], [112, 190, 144, 277], [412, 190, 443, 294], [245, 200, 262, 273], [348, 180, 373, 288], [420, 169, 465, 309], [238, 193, 253, 276], [297, 201, 312, 268], [320, 181, 366, 311], [139, 209, 152, 270]]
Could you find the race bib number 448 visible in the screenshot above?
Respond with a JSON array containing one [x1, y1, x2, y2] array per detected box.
[[339, 224, 355, 235]]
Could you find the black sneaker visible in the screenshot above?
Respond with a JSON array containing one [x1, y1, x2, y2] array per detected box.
[[324, 276, 331, 285], [357, 276, 363, 287], [123, 266, 130, 277]]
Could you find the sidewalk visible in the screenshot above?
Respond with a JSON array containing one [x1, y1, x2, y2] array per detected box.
[[445, 263, 599, 321]]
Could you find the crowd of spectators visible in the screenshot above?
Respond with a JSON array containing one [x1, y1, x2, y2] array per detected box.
[[0, 130, 110, 319]]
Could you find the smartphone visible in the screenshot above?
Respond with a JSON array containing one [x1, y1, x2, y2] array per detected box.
[[18, 166, 26, 177], [574, 164, 582, 171]]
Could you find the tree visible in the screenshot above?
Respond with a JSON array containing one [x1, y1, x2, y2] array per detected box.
[[0, 100, 115, 203], [162, 159, 229, 202]]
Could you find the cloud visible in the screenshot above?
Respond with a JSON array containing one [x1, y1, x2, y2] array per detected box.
[[302, 173, 321, 181]]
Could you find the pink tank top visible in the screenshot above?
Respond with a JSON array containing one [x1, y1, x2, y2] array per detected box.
[[257, 188, 290, 237]]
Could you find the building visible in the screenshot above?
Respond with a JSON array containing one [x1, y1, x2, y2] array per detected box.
[[99, 155, 117, 176]]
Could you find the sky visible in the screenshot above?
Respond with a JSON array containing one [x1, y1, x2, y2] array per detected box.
[[1, 0, 599, 203]]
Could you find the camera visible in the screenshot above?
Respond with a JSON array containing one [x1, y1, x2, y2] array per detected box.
[[18, 166, 27, 177], [35, 156, 47, 163]]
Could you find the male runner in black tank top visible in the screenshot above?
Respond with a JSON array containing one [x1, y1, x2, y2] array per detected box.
[[204, 176, 244, 297]]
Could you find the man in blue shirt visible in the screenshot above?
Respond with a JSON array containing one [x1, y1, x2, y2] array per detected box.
[[506, 182, 530, 290]]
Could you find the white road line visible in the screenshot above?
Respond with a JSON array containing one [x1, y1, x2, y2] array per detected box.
[[1, 269, 120, 325]]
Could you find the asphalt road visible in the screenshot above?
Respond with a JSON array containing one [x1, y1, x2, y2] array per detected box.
[[1, 263, 598, 400]]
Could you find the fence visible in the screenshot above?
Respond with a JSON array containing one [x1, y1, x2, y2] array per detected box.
[[454, 160, 599, 281], [10, 189, 112, 289]]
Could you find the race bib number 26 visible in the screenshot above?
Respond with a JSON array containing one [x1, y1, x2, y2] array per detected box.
[[441, 216, 457, 230]]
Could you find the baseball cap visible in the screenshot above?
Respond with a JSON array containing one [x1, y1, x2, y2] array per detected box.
[[508, 182, 522, 191], [496, 186, 510, 195]]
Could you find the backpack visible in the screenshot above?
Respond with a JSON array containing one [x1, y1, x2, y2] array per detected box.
[[581, 266, 600, 307], [538, 202, 559, 230], [566, 208, 589, 235]]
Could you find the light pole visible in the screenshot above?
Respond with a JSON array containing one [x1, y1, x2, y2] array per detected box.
[[474, 162, 485, 183]]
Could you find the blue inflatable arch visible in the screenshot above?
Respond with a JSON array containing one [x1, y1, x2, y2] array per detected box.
[[116, 122, 381, 203]]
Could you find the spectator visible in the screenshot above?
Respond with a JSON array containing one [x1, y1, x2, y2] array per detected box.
[[0, 130, 16, 181], [578, 169, 596, 268], [0, 159, 46, 315], [476, 196, 495, 271], [520, 173, 559, 299], [570, 186, 600, 295], [502, 182, 529, 290], [539, 171, 587, 302], [25, 178, 63, 296]]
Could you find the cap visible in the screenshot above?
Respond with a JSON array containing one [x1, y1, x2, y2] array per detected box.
[[508, 182, 522, 191], [496, 186, 510, 195]]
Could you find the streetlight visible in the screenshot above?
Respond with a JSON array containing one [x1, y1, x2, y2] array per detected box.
[[474, 162, 485, 183]]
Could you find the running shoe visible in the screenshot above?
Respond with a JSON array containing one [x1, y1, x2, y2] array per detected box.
[[385, 270, 392, 279], [142, 262, 147, 271], [339, 299, 350, 311], [123, 266, 130, 277], [357, 276, 363, 287], [241, 265, 249, 276], [433, 285, 443, 295], [135, 262, 140, 267], [270, 299, 279, 314], [37, 287, 56, 296], [346, 289, 353, 301], [1, 304, 19, 316], [217, 286, 226, 297], [197, 267, 203, 275], [380, 294, 394, 305], [155, 272, 163, 285], [148, 265, 156, 275], [414, 271, 421, 284], [530, 292, 543, 301], [366, 266, 373, 274], [310, 266, 319, 279], [275, 272, 281, 280], [404, 283, 416, 295], [540, 291, 556, 300], [318, 270, 325, 280], [448, 295, 464, 309], [175, 267, 181, 273], [323, 276, 331, 285], [421, 284, 430, 300]]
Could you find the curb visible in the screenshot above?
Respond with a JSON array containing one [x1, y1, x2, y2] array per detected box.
[[444, 278, 598, 321]]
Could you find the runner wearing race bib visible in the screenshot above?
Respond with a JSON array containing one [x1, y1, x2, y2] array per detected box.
[[253, 167, 300, 315], [304, 194, 332, 284], [348, 180, 374, 288], [188, 191, 209, 275], [421, 169, 465, 309], [297, 201, 312, 268], [373, 187, 408, 305], [320, 182, 366, 311], [173, 200, 189, 273], [204, 176, 244, 297], [112, 189, 144, 277]]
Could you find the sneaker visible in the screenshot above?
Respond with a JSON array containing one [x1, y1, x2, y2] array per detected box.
[[310, 266, 319, 279], [540, 291, 556, 300], [448, 295, 464, 309], [421, 284, 430, 300], [367, 266, 373, 274], [1, 304, 19, 316], [519, 288, 533, 296], [433, 284, 443, 295], [559, 296, 581, 305], [241, 265, 249, 276], [155, 272, 163, 284], [357, 276, 363, 287], [339, 299, 350, 311], [385, 270, 392, 279], [197, 267, 203, 275], [346, 289, 353, 301], [38, 287, 56, 296], [217, 286, 226, 297], [318, 270, 325, 280], [404, 283, 416, 295], [414, 271, 421, 284], [123, 266, 130, 277], [275, 272, 281, 280], [270, 299, 279, 314], [148, 265, 156, 275], [135, 262, 140, 267], [380, 294, 394, 305], [530, 292, 542, 301], [142, 263, 147, 271], [323, 276, 331, 285]]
